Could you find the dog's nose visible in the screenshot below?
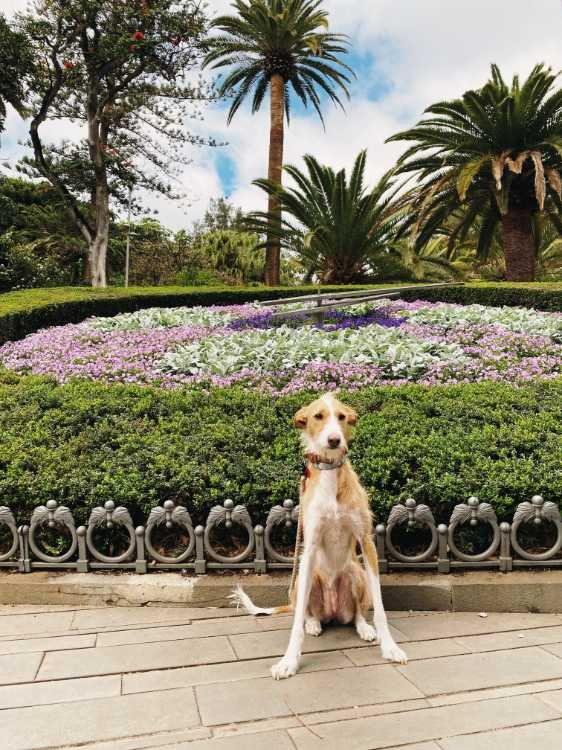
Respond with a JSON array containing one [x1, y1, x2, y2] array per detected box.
[[328, 435, 341, 449]]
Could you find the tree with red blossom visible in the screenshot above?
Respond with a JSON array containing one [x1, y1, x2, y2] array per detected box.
[[15, 0, 216, 287]]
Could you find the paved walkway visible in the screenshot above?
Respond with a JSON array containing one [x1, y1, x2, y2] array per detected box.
[[3, 605, 562, 749]]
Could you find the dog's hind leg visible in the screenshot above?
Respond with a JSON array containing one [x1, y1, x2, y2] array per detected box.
[[334, 571, 356, 626], [305, 575, 324, 636], [354, 611, 377, 642], [349, 563, 376, 641]]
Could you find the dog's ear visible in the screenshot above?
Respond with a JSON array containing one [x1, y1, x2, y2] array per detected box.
[[344, 407, 358, 426], [294, 407, 308, 430]]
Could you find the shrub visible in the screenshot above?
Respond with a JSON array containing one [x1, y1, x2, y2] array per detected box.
[[0, 234, 67, 291], [0, 374, 559, 525], [403, 282, 562, 312]]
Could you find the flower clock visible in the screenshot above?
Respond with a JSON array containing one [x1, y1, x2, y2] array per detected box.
[[1, 300, 560, 394]]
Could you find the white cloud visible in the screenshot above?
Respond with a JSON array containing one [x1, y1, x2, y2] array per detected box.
[[2, 0, 562, 229]]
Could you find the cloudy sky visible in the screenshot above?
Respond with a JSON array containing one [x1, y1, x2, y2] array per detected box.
[[2, 0, 562, 229]]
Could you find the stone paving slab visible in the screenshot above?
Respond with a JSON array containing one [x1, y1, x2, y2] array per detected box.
[[454, 624, 562, 652], [62, 728, 213, 750], [398, 646, 562, 695], [0, 687, 200, 750], [387, 611, 562, 641], [438, 718, 562, 750], [344, 637, 468, 666], [427, 676, 562, 707], [288, 693, 558, 749], [229, 622, 406, 660], [0, 610, 75, 637], [96, 615, 268, 648], [157, 730, 296, 750], [0, 632, 96, 656], [0, 652, 43, 686], [37, 634, 236, 681], [0, 605, 104, 615], [196, 664, 423, 726], [0, 674, 121, 710], [70, 606, 237, 630], [122, 650, 351, 695]]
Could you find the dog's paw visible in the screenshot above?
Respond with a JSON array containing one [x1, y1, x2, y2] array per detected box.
[[305, 618, 323, 637], [271, 656, 299, 680], [381, 641, 408, 664], [356, 621, 377, 642]]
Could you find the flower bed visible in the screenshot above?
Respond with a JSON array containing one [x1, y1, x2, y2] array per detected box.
[[1, 300, 560, 393]]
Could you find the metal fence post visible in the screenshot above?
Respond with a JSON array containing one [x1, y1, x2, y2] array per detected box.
[[254, 525, 266, 574], [376, 524, 388, 574], [76, 526, 88, 573], [499, 522, 512, 573], [195, 525, 206, 575], [135, 526, 147, 574], [438, 524, 450, 573], [18, 525, 31, 573]]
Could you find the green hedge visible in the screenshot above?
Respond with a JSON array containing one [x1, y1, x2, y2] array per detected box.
[[0, 374, 560, 525], [0, 284, 375, 345], [402, 282, 562, 312], [1, 282, 561, 345]]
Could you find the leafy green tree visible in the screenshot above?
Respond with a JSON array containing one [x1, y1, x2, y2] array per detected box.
[[0, 177, 87, 284], [188, 229, 266, 284], [16, 0, 215, 287], [388, 64, 562, 281], [0, 14, 32, 136], [193, 197, 246, 235], [249, 150, 405, 283], [204, 0, 352, 286]]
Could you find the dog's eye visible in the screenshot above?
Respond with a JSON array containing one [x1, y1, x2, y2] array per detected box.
[[338, 414, 346, 421], [314, 413, 323, 420]]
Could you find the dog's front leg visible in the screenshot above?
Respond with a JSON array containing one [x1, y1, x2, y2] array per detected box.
[[271, 533, 317, 680], [362, 536, 408, 664]]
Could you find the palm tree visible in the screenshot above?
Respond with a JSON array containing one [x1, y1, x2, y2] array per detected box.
[[247, 150, 406, 283], [537, 234, 562, 279], [387, 64, 562, 281], [389, 237, 467, 282], [204, 0, 352, 286]]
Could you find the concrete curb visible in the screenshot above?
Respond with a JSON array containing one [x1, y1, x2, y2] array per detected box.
[[1, 570, 562, 612]]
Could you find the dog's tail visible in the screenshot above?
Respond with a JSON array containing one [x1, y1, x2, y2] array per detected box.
[[229, 586, 292, 617]]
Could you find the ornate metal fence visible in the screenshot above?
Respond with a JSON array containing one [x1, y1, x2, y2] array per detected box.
[[1, 494, 560, 575]]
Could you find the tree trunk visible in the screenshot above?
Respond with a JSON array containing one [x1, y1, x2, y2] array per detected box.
[[89, 182, 110, 287], [265, 73, 285, 287], [501, 208, 536, 281]]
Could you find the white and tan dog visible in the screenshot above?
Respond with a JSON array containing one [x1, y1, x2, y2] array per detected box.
[[232, 393, 407, 680]]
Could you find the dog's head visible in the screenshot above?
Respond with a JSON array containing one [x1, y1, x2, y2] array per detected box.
[[294, 393, 357, 461]]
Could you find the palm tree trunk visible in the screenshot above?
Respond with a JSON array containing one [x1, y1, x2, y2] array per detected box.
[[265, 73, 285, 287], [501, 208, 536, 281]]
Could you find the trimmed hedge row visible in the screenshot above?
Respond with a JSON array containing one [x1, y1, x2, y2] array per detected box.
[[0, 284, 375, 345], [0, 373, 560, 525], [402, 282, 562, 312], [1, 282, 561, 345]]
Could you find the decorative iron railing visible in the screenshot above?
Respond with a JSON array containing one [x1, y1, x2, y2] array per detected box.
[[0, 495, 560, 575]]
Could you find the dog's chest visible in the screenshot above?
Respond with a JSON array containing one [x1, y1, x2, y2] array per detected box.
[[307, 473, 364, 547]]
